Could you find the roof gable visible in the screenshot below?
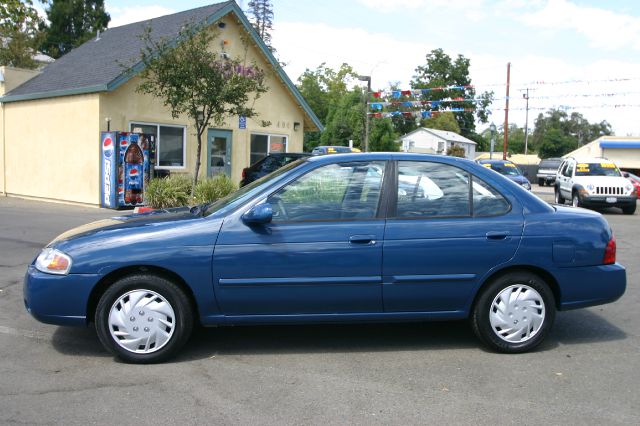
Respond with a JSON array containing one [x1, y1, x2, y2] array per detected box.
[[400, 127, 477, 145], [2, 1, 322, 131]]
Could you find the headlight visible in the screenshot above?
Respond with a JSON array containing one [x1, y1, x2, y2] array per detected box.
[[586, 184, 595, 191], [522, 182, 531, 190], [35, 248, 72, 275], [626, 184, 633, 193]]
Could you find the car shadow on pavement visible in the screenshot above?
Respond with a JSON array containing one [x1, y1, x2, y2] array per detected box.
[[49, 308, 627, 362]]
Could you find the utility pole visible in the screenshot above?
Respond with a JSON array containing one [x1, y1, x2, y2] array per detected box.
[[523, 88, 530, 155], [503, 62, 510, 160], [358, 75, 372, 152]]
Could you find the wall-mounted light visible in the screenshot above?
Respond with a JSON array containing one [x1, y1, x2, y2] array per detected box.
[[218, 22, 226, 29], [293, 122, 300, 131], [105, 117, 111, 132]]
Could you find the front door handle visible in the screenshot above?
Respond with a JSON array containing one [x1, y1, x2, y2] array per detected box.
[[486, 231, 510, 240], [349, 235, 376, 245]]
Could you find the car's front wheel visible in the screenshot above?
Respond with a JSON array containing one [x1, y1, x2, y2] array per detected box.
[[622, 204, 636, 215], [471, 272, 555, 353], [572, 193, 581, 208], [95, 274, 194, 363]]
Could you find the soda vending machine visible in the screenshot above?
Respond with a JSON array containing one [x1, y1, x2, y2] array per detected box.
[[100, 132, 156, 209]]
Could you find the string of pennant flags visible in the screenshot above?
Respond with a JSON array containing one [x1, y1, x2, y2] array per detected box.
[[371, 85, 473, 99]]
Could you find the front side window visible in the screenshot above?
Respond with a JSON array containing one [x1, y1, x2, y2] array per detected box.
[[250, 134, 288, 165], [130, 122, 186, 169], [268, 161, 385, 222], [396, 161, 471, 218]]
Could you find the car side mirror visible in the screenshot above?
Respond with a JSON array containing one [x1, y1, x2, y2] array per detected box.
[[242, 203, 273, 225]]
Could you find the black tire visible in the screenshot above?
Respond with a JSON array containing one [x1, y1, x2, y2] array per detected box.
[[554, 187, 565, 204], [538, 179, 544, 186], [95, 274, 194, 364], [572, 193, 581, 208], [622, 204, 636, 215], [471, 272, 555, 353]]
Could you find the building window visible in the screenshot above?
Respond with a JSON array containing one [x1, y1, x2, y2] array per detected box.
[[250, 133, 288, 165], [130, 122, 186, 169]]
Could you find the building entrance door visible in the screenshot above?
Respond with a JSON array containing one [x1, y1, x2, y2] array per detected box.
[[207, 129, 232, 177]]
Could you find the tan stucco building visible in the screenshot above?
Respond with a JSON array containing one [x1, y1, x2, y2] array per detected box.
[[0, 1, 321, 206]]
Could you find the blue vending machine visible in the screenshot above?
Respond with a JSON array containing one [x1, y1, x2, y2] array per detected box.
[[100, 132, 155, 209]]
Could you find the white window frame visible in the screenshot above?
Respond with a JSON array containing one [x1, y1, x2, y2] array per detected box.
[[129, 121, 187, 170]]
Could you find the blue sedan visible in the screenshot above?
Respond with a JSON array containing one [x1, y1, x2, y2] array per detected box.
[[25, 153, 626, 363]]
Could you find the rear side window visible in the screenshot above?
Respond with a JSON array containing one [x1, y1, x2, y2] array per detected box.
[[396, 161, 470, 218], [395, 161, 510, 219]]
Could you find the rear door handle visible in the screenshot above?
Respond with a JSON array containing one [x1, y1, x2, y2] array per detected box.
[[486, 231, 510, 240], [349, 234, 376, 245]]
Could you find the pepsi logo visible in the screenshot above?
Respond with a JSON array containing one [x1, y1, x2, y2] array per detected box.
[[103, 137, 114, 158], [129, 169, 138, 175]]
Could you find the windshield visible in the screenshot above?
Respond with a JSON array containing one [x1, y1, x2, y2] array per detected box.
[[204, 158, 305, 217], [485, 162, 522, 176], [574, 162, 621, 177]]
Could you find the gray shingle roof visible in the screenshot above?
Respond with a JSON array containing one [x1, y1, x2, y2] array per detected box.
[[6, 1, 231, 98]]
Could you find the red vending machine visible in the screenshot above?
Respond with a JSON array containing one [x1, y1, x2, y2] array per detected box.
[[100, 132, 156, 209]]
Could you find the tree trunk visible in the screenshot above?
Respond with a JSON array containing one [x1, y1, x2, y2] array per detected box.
[[192, 128, 203, 196]]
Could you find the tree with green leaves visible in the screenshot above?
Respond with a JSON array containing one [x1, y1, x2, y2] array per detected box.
[[422, 112, 461, 133], [411, 48, 493, 137], [320, 90, 364, 148], [446, 145, 466, 157], [0, 0, 44, 69], [40, 0, 110, 58], [296, 63, 359, 151], [369, 118, 400, 152], [531, 109, 612, 156], [538, 128, 576, 159], [135, 24, 268, 189], [246, 0, 275, 53]]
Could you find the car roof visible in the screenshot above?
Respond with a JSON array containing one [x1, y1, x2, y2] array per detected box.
[[477, 159, 514, 164]]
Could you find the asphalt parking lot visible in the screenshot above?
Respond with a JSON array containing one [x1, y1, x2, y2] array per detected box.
[[1, 192, 638, 425]]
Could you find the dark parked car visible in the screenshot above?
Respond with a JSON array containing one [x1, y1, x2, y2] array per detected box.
[[477, 159, 531, 190], [536, 157, 562, 186], [240, 153, 310, 187], [25, 153, 625, 363]]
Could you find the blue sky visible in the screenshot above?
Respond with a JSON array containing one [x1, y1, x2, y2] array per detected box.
[[97, 0, 640, 135]]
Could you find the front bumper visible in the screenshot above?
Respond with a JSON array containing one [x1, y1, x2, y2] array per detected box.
[[578, 194, 636, 208], [24, 265, 100, 326]]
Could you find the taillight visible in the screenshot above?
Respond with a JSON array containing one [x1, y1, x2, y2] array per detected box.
[[242, 168, 247, 179], [603, 235, 616, 265]]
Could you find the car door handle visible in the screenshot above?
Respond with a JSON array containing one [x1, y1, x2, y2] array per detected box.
[[349, 235, 376, 245], [486, 231, 510, 240]]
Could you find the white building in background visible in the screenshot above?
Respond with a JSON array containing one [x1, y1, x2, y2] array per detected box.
[[398, 128, 477, 160], [563, 136, 640, 172]]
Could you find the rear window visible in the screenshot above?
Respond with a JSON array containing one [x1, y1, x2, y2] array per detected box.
[[575, 162, 621, 177], [539, 160, 561, 169]]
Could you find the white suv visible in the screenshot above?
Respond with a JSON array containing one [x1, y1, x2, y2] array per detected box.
[[554, 157, 637, 215]]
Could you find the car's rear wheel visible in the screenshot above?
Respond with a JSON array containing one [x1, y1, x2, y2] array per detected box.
[[471, 272, 555, 353], [622, 204, 636, 215], [538, 179, 544, 186], [554, 187, 565, 204], [95, 274, 194, 364]]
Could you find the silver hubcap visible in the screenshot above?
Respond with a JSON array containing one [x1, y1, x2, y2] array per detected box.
[[489, 284, 545, 344], [108, 289, 175, 354], [573, 196, 579, 207]]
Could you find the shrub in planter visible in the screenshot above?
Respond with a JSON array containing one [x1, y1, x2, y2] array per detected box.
[[193, 174, 236, 204], [145, 175, 193, 209]]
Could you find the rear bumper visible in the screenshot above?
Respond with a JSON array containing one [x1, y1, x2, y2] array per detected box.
[[556, 263, 626, 310], [24, 266, 99, 326]]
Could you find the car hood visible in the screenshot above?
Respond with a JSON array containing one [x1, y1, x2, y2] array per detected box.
[[574, 176, 630, 186], [49, 207, 198, 246], [506, 174, 529, 184]]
